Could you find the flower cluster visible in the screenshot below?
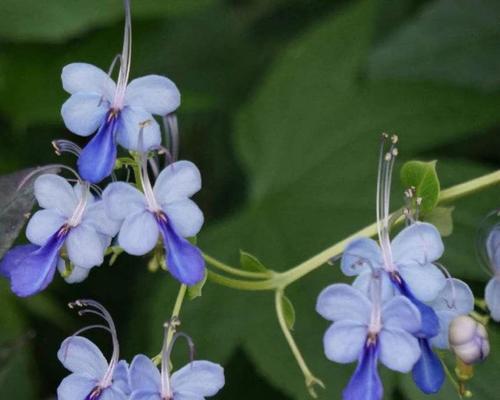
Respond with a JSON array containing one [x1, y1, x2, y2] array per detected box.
[[316, 135, 475, 399], [57, 300, 224, 400], [0, 0, 205, 297]]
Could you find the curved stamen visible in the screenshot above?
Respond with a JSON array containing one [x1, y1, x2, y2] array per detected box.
[[17, 164, 82, 193], [52, 140, 82, 158], [163, 114, 179, 163], [434, 263, 457, 309], [137, 127, 161, 212], [68, 300, 120, 389], [113, 0, 132, 109]]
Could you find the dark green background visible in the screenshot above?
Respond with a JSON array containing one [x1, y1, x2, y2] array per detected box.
[[1, 0, 500, 398]]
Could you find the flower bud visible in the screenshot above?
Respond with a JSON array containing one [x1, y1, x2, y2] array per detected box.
[[449, 315, 490, 364]]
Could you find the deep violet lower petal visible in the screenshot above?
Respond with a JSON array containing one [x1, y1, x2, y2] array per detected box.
[[9, 230, 68, 297], [0, 244, 39, 279], [78, 113, 118, 184], [391, 274, 439, 338], [343, 342, 383, 400], [412, 338, 445, 394], [157, 217, 205, 286]]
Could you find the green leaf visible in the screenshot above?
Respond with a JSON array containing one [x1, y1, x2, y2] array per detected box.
[[280, 294, 296, 331], [424, 206, 455, 237], [0, 167, 58, 259], [368, 0, 500, 91], [0, 0, 216, 43], [240, 250, 268, 273], [400, 160, 440, 213], [188, 269, 208, 300]]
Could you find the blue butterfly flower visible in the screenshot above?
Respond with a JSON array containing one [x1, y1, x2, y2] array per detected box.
[[129, 319, 224, 400], [61, 0, 180, 183], [102, 160, 205, 286], [316, 282, 421, 400], [0, 174, 119, 297], [57, 300, 130, 400]]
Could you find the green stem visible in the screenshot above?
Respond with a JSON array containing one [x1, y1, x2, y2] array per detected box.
[[203, 253, 271, 279], [205, 170, 500, 291], [274, 290, 324, 398]]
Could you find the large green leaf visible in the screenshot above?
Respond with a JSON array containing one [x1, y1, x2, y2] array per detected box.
[[0, 0, 216, 43], [132, 0, 500, 398], [368, 0, 500, 91]]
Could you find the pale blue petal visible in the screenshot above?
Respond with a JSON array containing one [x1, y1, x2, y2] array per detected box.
[[83, 200, 121, 237], [431, 310, 455, 349], [171, 361, 225, 398], [399, 262, 446, 302], [113, 360, 131, 395], [62, 63, 116, 100], [100, 386, 129, 400], [57, 373, 98, 400], [174, 395, 203, 400], [125, 75, 181, 115], [486, 226, 500, 271], [58, 336, 107, 378], [391, 223, 444, 265], [119, 211, 159, 256], [485, 277, 500, 322], [323, 321, 367, 363], [379, 328, 420, 372], [25, 209, 66, 246], [382, 296, 421, 333], [316, 284, 371, 323], [66, 225, 106, 269], [341, 238, 382, 276], [153, 161, 202, 204], [352, 269, 394, 303], [34, 174, 77, 217], [429, 278, 474, 315], [116, 106, 161, 151], [129, 354, 161, 393], [130, 391, 161, 400], [102, 182, 147, 221], [163, 199, 204, 238], [61, 92, 109, 136], [59, 263, 91, 284]]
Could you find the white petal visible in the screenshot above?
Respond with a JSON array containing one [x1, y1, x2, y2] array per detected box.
[[34, 174, 77, 217], [125, 75, 180, 115], [316, 283, 371, 323], [116, 106, 161, 151], [118, 211, 159, 256], [323, 321, 367, 363], [61, 92, 109, 136], [163, 199, 204, 238], [57, 336, 107, 378], [62, 63, 116, 100], [102, 182, 147, 221], [154, 161, 202, 204], [66, 225, 106, 268], [26, 209, 66, 246], [172, 361, 225, 398], [399, 262, 446, 302], [379, 329, 421, 372]]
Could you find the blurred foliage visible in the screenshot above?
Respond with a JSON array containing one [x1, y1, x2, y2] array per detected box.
[[0, 0, 499, 399]]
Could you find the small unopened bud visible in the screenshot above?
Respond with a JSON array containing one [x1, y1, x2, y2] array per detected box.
[[449, 315, 490, 364]]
